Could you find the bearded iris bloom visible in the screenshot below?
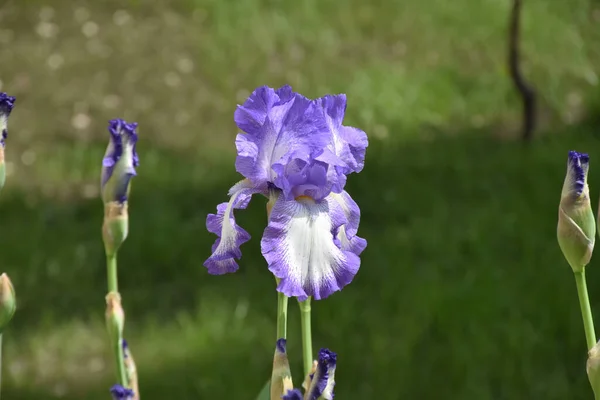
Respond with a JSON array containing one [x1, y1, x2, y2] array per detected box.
[[101, 119, 139, 205], [204, 85, 368, 300]]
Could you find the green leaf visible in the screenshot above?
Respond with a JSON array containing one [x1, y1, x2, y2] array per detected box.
[[255, 379, 271, 400]]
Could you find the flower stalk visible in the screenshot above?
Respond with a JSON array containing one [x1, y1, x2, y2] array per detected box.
[[0, 273, 16, 400], [299, 297, 313, 377], [575, 270, 597, 350], [101, 119, 139, 394], [276, 289, 288, 340], [106, 291, 127, 386]]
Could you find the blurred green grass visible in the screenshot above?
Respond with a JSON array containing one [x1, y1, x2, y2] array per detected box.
[[1, 0, 600, 399]]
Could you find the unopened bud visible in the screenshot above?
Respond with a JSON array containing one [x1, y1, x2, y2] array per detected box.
[[101, 119, 139, 205], [557, 151, 595, 273], [305, 348, 337, 400], [0, 273, 16, 331], [271, 338, 294, 400], [0, 92, 16, 192]]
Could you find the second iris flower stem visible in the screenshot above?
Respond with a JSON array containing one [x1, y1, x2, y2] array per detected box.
[[299, 297, 313, 377], [106, 253, 128, 386], [574, 270, 597, 350]]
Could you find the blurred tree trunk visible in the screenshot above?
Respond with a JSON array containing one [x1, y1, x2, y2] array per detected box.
[[508, 0, 537, 142]]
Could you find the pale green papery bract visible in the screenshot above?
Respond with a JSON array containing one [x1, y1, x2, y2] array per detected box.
[[0, 273, 16, 332], [557, 151, 595, 273], [588, 340, 600, 400]]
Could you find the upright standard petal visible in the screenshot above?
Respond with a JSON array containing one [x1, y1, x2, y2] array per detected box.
[[110, 384, 134, 400], [317, 94, 368, 174], [0, 93, 16, 149], [305, 349, 337, 400], [204, 180, 259, 274], [234, 85, 331, 190], [262, 194, 361, 301], [272, 149, 340, 202], [101, 119, 139, 204]]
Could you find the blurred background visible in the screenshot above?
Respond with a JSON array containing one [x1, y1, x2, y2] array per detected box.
[[1, 0, 600, 398]]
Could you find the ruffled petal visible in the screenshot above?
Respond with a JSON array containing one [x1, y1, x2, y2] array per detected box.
[[234, 85, 330, 190], [204, 180, 258, 274], [317, 94, 368, 174], [329, 190, 367, 256], [261, 194, 361, 301], [272, 148, 339, 202]]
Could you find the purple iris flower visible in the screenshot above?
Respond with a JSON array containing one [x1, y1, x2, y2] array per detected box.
[[110, 384, 134, 400], [101, 119, 139, 204], [204, 85, 368, 300], [305, 349, 337, 400], [282, 388, 304, 399], [0, 92, 16, 148]]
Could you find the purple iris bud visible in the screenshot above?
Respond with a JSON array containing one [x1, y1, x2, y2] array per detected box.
[[282, 389, 304, 399], [204, 85, 368, 300], [558, 150, 595, 272], [565, 151, 589, 198], [0, 92, 15, 149], [305, 349, 337, 400], [110, 384, 134, 400], [101, 119, 139, 204], [272, 338, 293, 398]]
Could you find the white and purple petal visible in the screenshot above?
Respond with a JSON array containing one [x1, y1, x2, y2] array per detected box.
[[329, 190, 367, 256], [305, 349, 337, 400], [204, 180, 259, 275], [261, 194, 361, 301], [317, 94, 368, 174], [234, 85, 331, 191]]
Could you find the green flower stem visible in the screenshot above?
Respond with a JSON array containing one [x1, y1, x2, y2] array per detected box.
[[575, 270, 597, 350], [276, 290, 289, 340], [107, 253, 119, 293], [0, 332, 4, 400], [299, 297, 313, 377], [106, 253, 127, 386]]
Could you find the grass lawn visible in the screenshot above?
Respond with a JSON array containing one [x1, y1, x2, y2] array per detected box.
[[1, 0, 600, 398]]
